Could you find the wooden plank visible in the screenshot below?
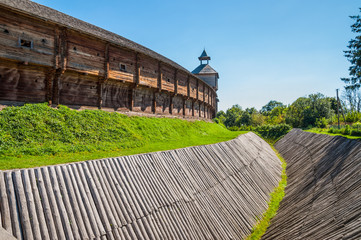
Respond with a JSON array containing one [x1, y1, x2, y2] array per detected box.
[[66, 164, 97, 239], [82, 162, 116, 239], [21, 170, 42, 240], [91, 160, 128, 226], [73, 164, 106, 237], [0, 171, 12, 233], [5, 172, 22, 239], [53, 166, 81, 240], [98, 160, 134, 223]]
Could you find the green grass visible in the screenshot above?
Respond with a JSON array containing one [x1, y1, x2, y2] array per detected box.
[[0, 103, 244, 169], [246, 145, 287, 240], [306, 128, 361, 140]]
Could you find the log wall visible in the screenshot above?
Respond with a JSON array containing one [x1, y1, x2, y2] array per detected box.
[[0, 3, 216, 119], [0, 132, 282, 240], [263, 129, 361, 239]]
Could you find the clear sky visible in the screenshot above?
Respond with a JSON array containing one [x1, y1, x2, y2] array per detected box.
[[33, 0, 360, 111]]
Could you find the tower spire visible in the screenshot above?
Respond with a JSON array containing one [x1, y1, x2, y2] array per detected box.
[[198, 49, 211, 64]]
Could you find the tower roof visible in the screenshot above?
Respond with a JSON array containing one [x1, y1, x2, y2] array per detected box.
[[198, 49, 211, 61], [192, 64, 219, 78]]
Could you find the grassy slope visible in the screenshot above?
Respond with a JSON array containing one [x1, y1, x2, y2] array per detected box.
[[0, 103, 243, 169], [306, 128, 361, 140]]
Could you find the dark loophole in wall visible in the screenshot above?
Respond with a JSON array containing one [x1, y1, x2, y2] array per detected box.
[[4, 29, 9, 34], [120, 64, 126, 72], [20, 39, 32, 48]]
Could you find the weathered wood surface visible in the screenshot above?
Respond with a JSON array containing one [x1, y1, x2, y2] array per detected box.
[[0, 0, 217, 119], [0, 132, 281, 239], [262, 129, 361, 240]]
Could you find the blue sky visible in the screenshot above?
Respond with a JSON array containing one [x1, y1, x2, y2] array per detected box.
[[33, 0, 360, 111]]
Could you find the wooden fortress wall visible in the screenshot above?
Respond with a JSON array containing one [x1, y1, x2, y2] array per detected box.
[[0, 5, 216, 119]]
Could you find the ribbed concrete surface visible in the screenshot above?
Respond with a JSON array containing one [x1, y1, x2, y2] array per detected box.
[[0, 132, 281, 240], [263, 129, 361, 240]]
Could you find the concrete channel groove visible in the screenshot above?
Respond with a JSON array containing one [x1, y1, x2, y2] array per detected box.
[[0, 132, 282, 239]]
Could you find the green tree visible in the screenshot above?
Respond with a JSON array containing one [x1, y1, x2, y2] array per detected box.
[[224, 105, 242, 127], [342, 9, 361, 90], [285, 93, 333, 128], [261, 100, 285, 115]]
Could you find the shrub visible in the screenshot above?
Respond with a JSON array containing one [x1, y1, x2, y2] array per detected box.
[[315, 117, 328, 128], [352, 122, 361, 130], [228, 126, 240, 131], [254, 124, 292, 142], [351, 129, 361, 136], [342, 125, 351, 135]]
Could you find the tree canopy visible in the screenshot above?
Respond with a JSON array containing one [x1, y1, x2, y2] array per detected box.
[[342, 8, 361, 90]]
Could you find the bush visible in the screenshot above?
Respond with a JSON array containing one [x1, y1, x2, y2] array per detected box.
[[351, 129, 361, 136], [254, 124, 292, 142], [228, 126, 240, 131], [342, 125, 351, 135], [345, 111, 361, 123], [315, 117, 328, 128], [352, 122, 361, 130]]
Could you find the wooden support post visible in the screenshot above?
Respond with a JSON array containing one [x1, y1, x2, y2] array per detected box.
[[174, 69, 178, 95], [192, 100, 195, 117], [187, 75, 190, 98], [98, 43, 110, 109], [52, 28, 67, 105], [202, 84, 205, 102], [157, 62, 162, 90], [52, 69, 63, 105], [182, 97, 186, 116], [97, 81, 103, 109], [129, 85, 136, 111], [199, 101, 202, 117], [169, 94, 173, 114], [196, 79, 199, 100], [152, 90, 157, 113], [207, 87, 210, 104], [45, 68, 56, 105], [135, 53, 140, 85]]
